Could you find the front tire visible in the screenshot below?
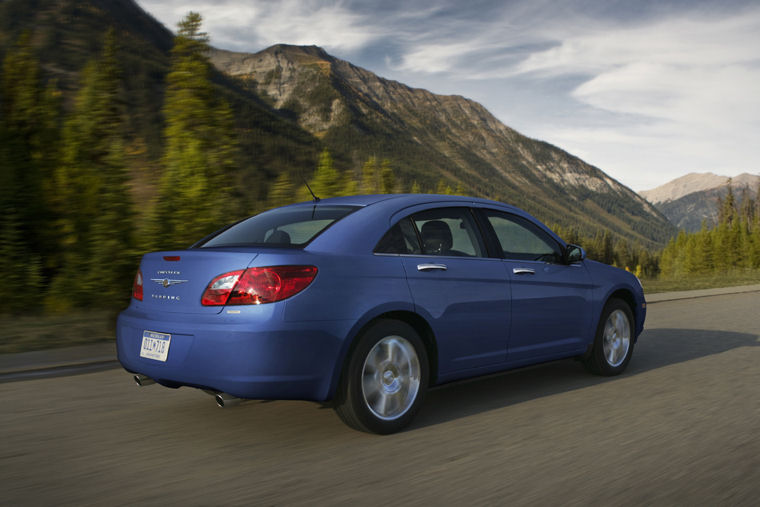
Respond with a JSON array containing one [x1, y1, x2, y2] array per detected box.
[[584, 298, 635, 376], [335, 319, 429, 434]]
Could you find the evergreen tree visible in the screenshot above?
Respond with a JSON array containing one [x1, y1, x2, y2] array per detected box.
[[683, 235, 701, 274], [47, 29, 135, 309], [267, 171, 295, 208], [601, 231, 614, 265], [380, 159, 396, 194], [410, 180, 421, 194], [717, 180, 737, 226], [739, 187, 754, 226], [360, 156, 379, 194], [750, 215, 760, 268], [0, 33, 59, 310], [614, 240, 632, 270], [343, 174, 358, 195], [712, 222, 737, 273], [0, 211, 43, 313], [637, 248, 659, 278], [148, 12, 239, 250], [309, 149, 344, 198], [435, 179, 453, 195], [659, 236, 677, 278], [696, 221, 714, 273]]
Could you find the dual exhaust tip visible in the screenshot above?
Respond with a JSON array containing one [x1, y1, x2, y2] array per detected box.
[[133, 374, 239, 408]]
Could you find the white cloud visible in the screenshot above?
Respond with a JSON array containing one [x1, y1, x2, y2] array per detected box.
[[513, 13, 760, 75], [396, 41, 489, 73], [138, 0, 379, 52], [506, 10, 760, 189]]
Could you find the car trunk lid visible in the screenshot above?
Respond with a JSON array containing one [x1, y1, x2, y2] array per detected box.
[[138, 250, 258, 314]]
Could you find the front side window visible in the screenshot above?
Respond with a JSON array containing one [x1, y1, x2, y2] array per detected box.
[[483, 210, 562, 263], [199, 205, 358, 248]]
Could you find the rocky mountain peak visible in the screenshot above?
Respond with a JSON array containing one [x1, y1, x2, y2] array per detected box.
[[207, 44, 672, 245]]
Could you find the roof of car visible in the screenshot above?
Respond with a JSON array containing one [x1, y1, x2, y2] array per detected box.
[[287, 193, 514, 209]]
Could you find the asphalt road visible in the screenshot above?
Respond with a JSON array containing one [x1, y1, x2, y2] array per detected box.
[[1, 293, 758, 506]]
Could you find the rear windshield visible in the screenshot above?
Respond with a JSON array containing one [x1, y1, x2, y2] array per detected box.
[[199, 205, 359, 248]]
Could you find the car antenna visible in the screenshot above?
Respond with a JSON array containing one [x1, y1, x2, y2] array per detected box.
[[303, 178, 320, 203]]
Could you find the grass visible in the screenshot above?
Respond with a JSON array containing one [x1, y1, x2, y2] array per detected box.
[[0, 310, 118, 355], [641, 271, 760, 294]]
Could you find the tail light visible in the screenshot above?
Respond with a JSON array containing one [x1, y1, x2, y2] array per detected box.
[[201, 266, 317, 306], [132, 268, 143, 301]]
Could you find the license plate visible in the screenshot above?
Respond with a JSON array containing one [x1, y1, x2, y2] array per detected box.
[[140, 331, 171, 362]]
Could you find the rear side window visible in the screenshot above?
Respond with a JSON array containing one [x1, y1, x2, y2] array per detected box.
[[411, 208, 485, 257], [375, 218, 421, 254], [200, 205, 359, 248]]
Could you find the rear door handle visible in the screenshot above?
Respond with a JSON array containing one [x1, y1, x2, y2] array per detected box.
[[417, 263, 448, 272], [512, 268, 535, 275]]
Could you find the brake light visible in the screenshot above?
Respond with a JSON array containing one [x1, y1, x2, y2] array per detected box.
[[201, 266, 317, 306], [132, 269, 143, 301], [201, 270, 243, 306]]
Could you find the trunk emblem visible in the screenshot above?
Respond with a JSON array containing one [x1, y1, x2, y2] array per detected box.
[[151, 278, 189, 288]]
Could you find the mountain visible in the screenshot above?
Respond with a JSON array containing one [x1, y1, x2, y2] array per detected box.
[[641, 173, 760, 231], [209, 45, 674, 247], [1, 0, 675, 247]]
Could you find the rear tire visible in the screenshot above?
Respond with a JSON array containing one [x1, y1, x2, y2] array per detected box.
[[335, 319, 429, 434], [584, 298, 634, 376]]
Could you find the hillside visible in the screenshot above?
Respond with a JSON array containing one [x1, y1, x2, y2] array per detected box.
[[0, 0, 321, 209], [210, 45, 674, 246], [0, 0, 675, 247], [641, 173, 760, 231]]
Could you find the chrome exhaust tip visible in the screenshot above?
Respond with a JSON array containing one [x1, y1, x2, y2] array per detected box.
[[214, 393, 240, 408], [134, 374, 156, 387]]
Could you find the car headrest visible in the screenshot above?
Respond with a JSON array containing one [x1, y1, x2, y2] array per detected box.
[[420, 220, 453, 254], [266, 230, 292, 245]]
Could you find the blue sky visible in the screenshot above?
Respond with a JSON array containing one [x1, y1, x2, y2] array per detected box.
[[136, 0, 760, 191]]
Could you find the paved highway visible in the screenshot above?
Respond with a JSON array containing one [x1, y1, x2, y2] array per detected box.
[[2, 293, 758, 505]]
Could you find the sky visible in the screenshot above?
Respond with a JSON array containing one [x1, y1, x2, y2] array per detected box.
[[135, 0, 760, 192]]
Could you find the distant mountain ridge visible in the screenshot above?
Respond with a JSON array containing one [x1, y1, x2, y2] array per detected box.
[[640, 173, 760, 231], [210, 44, 674, 246], [640, 172, 760, 204]]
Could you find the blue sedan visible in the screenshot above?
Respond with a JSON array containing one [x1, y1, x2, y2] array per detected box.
[[117, 194, 646, 433]]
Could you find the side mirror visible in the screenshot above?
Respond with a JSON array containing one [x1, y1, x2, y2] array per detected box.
[[564, 244, 586, 264]]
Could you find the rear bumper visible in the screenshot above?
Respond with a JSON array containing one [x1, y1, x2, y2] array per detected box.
[[116, 307, 351, 401]]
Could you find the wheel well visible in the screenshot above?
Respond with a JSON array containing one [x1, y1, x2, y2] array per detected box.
[[608, 289, 636, 317], [345, 311, 438, 386]]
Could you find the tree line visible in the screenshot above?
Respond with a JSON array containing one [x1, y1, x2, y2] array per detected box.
[[659, 183, 760, 278]]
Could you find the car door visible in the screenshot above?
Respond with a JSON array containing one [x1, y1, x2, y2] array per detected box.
[[377, 207, 510, 373], [477, 209, 593, 363]]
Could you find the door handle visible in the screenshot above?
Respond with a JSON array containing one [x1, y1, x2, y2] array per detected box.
[[512, 267, 535, 275], [417, 263, 448, 272]]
